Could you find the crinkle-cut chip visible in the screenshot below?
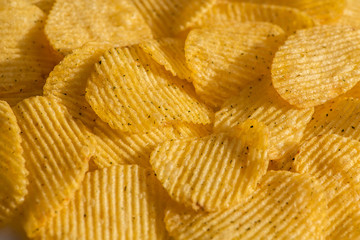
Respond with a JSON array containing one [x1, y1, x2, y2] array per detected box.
[[194, 2, 315, 35], [0, 0, 29, 7], [185, 22, 286, 107], [92, 118, 212, 169], [0, 5, 61, 106], [165, 171, 327, 240], [337, 0, 360, 27], [85, 45, 213, 133], [293, 134, 360, 238], [272, 25, 360, 108], [268, 147, 298, 171], [139, 38, 192, 82], [131, 0, 216, 37], [44, 42, 114, 129], [45, 0, 152, 56], [37, 165, 170, 240], [12, 96, 94, 238], [214, 80, 313, 159], [0, 101, 28, 226], [302, 97, 360, 142], [150, 119, 269, 211]]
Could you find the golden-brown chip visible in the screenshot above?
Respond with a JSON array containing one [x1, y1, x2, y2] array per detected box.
[[165, 171, 327, 240], [186, 22, 285, 107], [272, 25, 360, 108], [29, 0, 54, 13], [0, 100, 28, 226], [85, 45, 213, 133], [215, 80, 314, 159], [337, 0, 360, 27], [150, 119, 269, 211], [45, 0, 152, 55], [13, 96, 94, 238], [37, 165, 170, 240], [139, 38, 192, 81]]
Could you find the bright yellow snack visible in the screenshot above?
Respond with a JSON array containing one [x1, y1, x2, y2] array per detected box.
[[337, 0, 360, 27], [29, 0, 54, 13]]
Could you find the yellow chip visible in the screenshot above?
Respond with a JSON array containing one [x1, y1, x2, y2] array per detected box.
[[44, 42, 114, 129], [13, 96, 94, 238], [194, 2, 315, 35], [185, 22, 285, 107], [0, 100, 28, 226], [0, 5, 61, 106], [92, 118, 212, 169], [45, 0, 152, 55], [139, 38, 192, 82], [29, 0, 54, 13], [272, 25, 360, 108], [85, 45, 213, 133], [150, 119, 269, 211], [215, 80, 314, 159], [0, 0, 29, 7], [37, 165, 170, 240], [131, 0, 216, 37], [165, 171, 327, 240], [337, 0, 360, 27]]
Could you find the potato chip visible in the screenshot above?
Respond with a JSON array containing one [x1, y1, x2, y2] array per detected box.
[[12, 96, 94, 238], [37, 165, 170, 240], [194, 2, 315, 35], [92, 118, 211, 169], [30, 0, 54, 13], [139, 38, 192, 81], [272, 25, 360, 108], [185, 22, 285, 107], [215, 80, 314, 159], [150, 119, 269, 211], [0, 0, 29, 7], [45, 0, 152, 55], [131, 0, 216, 37], [85, 45, 213, 133], [0, 101, 28, 226], [165, 171, 327, 240], [0, 5, 61, 106], [337, 0, 360, 27]]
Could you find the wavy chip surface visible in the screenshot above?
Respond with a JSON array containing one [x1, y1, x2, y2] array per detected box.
[[337, 0, 360, 27], [13, 96, 94, 238], [150, 120, 269, 211], [185, 22, 285, 107], [38, 165, 170, 240], [85, 45, 213, 133], [0, 101, 28, 226], [165, 171, 327, 240], [272, 25, 360, 108]]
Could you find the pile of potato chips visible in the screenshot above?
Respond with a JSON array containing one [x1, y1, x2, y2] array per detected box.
[[1, 0, 360, 239]]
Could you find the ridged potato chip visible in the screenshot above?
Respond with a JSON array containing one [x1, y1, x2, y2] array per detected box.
[[45, 0, 152, 55], [215, 80, 314, 159], [85, 45, 213, 133], [337, 0, 360, 27], [195, 2, 315, 35], [0, 101, 28, 226], [12, 96, 94, 238], [37, 165, 170, 240], [0, 5, 60, 106], [150, 120, 269, 211], [272, 25, 360, 108], [185, 22, 285, 107], [139, 38, 192, 81], [165, 171, 327, 240]]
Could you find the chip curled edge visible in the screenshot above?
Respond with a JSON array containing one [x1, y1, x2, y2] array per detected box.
[[150, 119, 269, 211], [12, 96, 94, 238], [0, 100, 28, 227], [165, 170, 327, 240], [272, 25, 360, 108], [85, 45, 213, 133], [37, 165, 170, 240]]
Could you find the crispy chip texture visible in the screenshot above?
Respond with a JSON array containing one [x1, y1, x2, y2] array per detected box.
[[186, 22, 285, 107], [37, 165, 170, 240], [29, 0, 54, 13], [150, 120, 269, 211], [13, 96, 94, 238], [165, 171, 327, 240], [337, 0, 360, 27], [272, 25, 360, 108], [45, 0, 152, 55], [85, 45, 213, 133], [195, 2, 315, 35], [215, 80, 314, 159], [0, 101, 28, 226]]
